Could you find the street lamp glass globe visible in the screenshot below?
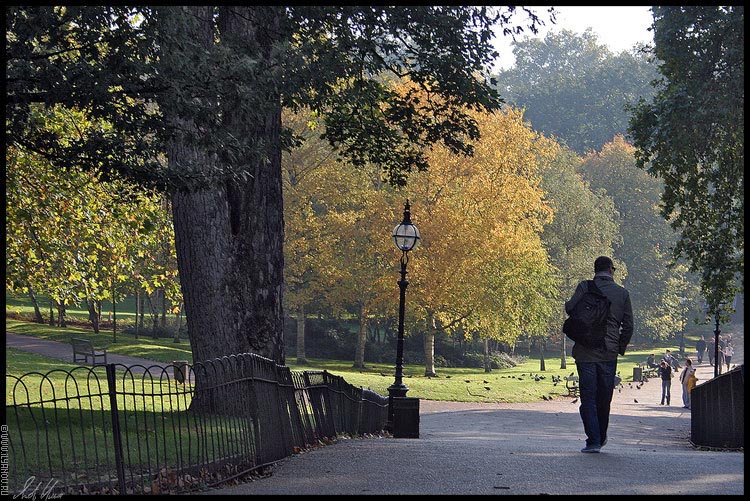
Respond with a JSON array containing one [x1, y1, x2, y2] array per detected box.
[[393, 222, 420, 252]]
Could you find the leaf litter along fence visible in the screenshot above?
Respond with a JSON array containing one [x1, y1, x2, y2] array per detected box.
[[4, 353, 389, 495]]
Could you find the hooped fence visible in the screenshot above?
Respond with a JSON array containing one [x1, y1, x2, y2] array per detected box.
[[4, 353, 389, 495]]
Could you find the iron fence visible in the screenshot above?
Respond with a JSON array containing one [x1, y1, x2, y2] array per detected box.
[[690, 364, 744, 449], [4, 353, 388, 495]]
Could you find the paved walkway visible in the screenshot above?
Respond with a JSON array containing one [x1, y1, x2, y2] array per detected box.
[[203, 359, 743, 495], [6, 332, 744, 495]]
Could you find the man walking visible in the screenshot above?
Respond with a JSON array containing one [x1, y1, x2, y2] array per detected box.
[[696, 335, 706, 364], [565, 256, 633, 453]]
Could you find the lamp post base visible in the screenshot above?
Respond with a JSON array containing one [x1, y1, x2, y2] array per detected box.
[[386, 383, 408, 431]]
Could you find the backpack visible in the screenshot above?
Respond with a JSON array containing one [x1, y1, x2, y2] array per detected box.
[[563, 280, 610, 348]]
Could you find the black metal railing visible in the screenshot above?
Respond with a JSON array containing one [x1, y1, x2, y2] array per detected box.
[[690, 364, 744, 449], [4, 353, 388, 495]]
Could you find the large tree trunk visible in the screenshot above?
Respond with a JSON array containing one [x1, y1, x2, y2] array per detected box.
[[169, 7, 285, 365]]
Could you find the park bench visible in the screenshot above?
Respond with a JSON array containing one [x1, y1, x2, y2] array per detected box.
[[564, 375, 579, 397], [71, 337, 108, 366], [636, 361, 658, 379]]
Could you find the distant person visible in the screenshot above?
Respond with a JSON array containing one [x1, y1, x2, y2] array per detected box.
[[707, 337, 716, 366], [565, 256, 633, 453], [646, 353, 658, 369], [717, 335, 725, 374], [679, 359, 696, 408], [658, 360, 672, 405], [664, 349, 679, 371], [695, 335, 707, 364], [723, 344, 734, 371]]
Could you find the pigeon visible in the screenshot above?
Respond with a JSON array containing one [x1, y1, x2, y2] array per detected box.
[[483, 380, 489, 384], [445, 375, 452, 378], [465, 380, 471, 383], [484, 386, 491, 391], [634, 399, 639, 403]]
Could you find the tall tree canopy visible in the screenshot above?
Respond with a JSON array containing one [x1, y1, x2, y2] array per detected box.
[[6, 6, 551, 363], [628, 6, 744, 317], [578, 136, 700, 343], [496, 28, 659, 154]]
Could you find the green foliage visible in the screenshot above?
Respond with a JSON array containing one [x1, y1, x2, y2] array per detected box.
[[496, 28, 659, 154], [6, 6, 551, 190], [628, 6, 744, 317], [578, 136, 701, 343]]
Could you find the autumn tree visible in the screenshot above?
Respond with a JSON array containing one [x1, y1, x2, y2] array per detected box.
[[536, 142, 620, 365], [6, 6, 553, 363], [578, 136, 701, 344], [407, 106, 558, 375], [5, 108, 174, 337], [628, 6, 744, 319]]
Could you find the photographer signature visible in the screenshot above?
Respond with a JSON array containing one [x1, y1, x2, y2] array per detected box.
[[13, 477, 63, 500]]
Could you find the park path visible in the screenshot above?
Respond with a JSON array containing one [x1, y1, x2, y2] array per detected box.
[[207, 360, 743, 495], [6, 331, 744, 495]]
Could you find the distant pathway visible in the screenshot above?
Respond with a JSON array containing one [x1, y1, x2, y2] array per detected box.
[[5, 332, 191, 380]]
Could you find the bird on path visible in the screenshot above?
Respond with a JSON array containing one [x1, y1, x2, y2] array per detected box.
[[634, 399, 639, 403]]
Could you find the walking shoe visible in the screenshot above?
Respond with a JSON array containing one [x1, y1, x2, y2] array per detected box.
[[601, 438, 608, 447], [581, 444, 601, 453]]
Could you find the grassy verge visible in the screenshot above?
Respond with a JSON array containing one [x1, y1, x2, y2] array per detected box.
[[6, 348, 250, 492], [7, 317, 690, 403], [6, 318, 193, 364]]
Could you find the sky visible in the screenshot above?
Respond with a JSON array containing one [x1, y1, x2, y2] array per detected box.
[[493, 6, 654, 71]]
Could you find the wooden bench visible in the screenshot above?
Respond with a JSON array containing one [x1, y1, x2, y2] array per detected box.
[[564, 375, 579, 397], [636, 362, 658, 379], [71, 337, 108, 366]]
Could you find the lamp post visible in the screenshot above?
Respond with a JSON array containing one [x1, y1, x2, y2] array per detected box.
[[387, 200, 420, 430]]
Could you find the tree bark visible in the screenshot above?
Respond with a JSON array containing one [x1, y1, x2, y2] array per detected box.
[[540, 339, 546, 371], [86, 299, 100, 334], [354, 304, 367, 369], [169, 7, 285, 364], [27, 284, 44, 323], [135, 289, 140, 339], [423, 314, 437, 377], [56, 300, 66, 327], [484, 337, 491, 373], [296, 304, 307, 364]]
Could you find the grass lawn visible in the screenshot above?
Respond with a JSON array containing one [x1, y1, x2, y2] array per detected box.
[[6, 318, 193, 364], [6, 348, 252, 493], [7, 314, 692, 404]]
